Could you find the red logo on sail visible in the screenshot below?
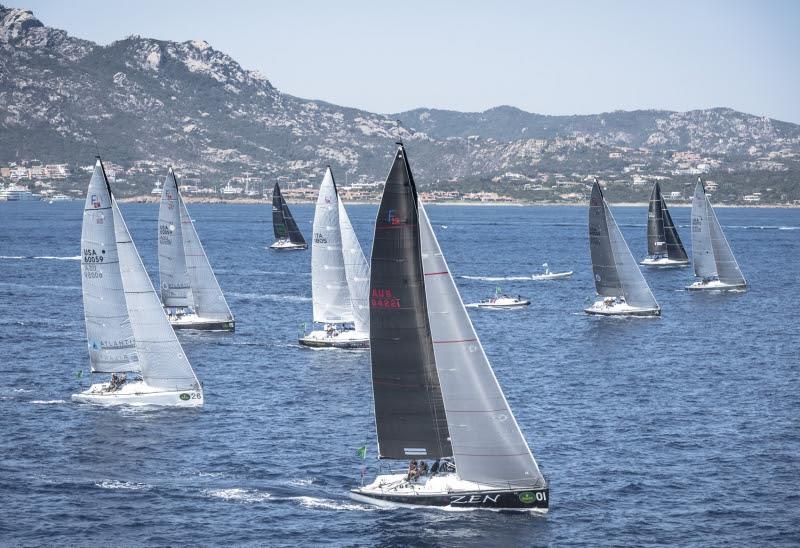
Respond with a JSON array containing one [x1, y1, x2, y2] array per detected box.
[[371, 288, 400, 309]]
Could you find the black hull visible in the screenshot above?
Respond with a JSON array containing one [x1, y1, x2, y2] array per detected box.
[[172, 320, 235, 331], [351, 487, 549, 511]]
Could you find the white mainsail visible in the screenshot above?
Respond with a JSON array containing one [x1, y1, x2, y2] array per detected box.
[[113, 199, 201, 391], [419, 203, 545, 488], [158, 168, 194, 308], [692, 181, 746, 286], [178, 194, 234, 322], [311, 168, 353, 324], [337, 199, 370, 334], [81, 160, 138, 373]]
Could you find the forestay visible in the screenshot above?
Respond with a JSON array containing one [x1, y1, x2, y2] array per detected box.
[[419, 203, 544, 488], [178, 198, 234, 322], [81, 160, 138, 373], [337, 199, 370, 334], [311, 168, 353, 324], [158, 169, 194, 308], [113, 199, 201, 391], [369, 146, 451, 460]]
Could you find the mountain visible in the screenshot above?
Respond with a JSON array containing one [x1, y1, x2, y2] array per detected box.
[[2, 4, 799, 203]]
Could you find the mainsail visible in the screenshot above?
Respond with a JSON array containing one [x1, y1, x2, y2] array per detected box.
[[337, 199, 370, 334], [590, 181, 659, 309], [178, 197, 234, 322], [81, 159, 138, 373], [272, 183, 306, 245], [647, 182, 688, 261], [113, 199, 201, 392], [419, 203, 544, 488], [369, 146, 451, 460], [691, 180, 746, 285], [311, 168, 353, 324], [158, 168, 194, 307]]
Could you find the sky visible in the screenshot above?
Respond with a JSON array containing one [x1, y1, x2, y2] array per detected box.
[[9, 0, 800, 122]]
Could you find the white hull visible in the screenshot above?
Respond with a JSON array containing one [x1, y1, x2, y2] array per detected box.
[[530, 271, 573, 280], [685, 279, 747, 291], [269, 240, 307, 250], [71, 381, 203, 407], [167, 311, 234, 331], [640, 256, 690, 267], [466, 298, 530, 309], [584, 300, 661, 317], [298, 329, 369, 348]]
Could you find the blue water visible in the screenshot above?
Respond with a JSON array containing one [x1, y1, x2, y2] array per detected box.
[[0, 201, 798, 546]]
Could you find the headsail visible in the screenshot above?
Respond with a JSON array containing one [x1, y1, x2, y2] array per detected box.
[[419, 203, 544, 488], [158, 168, 194, 308], [273, 183, 306, 245], [81, 159, 138, 373], [311, 168, 353, 324], [338, 199, 370, 335], [113, 198, 201, 391], [659, 191, 688, 262], [178, 197, 234, 322], [591, 181, 659, 309], [693, 180, 746, 285], [369, 146, 451, 460]]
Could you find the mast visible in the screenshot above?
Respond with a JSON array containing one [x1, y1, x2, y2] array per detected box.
[[369, 145, 451, 460]]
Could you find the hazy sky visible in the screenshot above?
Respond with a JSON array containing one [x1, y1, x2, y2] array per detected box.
[[10, 1, 800, 122]]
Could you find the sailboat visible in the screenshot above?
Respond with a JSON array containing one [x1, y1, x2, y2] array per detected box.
[[269, 183, 308, 250], [73, 158, 203, 407], [586, 180, 661, 316], [298, 167, 370, 348], [640, 182, 690, 267], [158, 168, 235, 330], [686, 179, 747, 291], [466, 287, 531, 309], [351, 145, 548, 511]]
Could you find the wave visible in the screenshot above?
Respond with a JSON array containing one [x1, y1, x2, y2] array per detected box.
[[729, 225, 799, 230], [30, 399, 67, 404], [95, 480, 151, 491], [0, 255, 80, 261], [204, 488, 272, 503], [290, 496, 374, 512], [229, 292, 311, 303]]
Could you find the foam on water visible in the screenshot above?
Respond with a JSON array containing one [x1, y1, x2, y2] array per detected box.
[[95, 480, 152, 491], [204, 488, 272, 503], [229, 291, 311, 303], [29, 399, 67, 405]]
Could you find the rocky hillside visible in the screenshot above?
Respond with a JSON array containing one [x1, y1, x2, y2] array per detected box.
[[1, 4, 799, 199]]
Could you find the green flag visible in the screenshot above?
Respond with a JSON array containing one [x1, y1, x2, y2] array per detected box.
[[75, 370, 83, 380], [355, 445, 367, 460]]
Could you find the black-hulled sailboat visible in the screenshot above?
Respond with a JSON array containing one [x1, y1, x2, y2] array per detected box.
[[350, 145, 548, 511], [640, 182, 689, 267], [269, 183, 307, 250], [686, 179, 747, 291], [586, 180, 661, 316]]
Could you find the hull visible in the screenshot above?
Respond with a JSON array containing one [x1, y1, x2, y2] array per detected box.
[[640, 256, 690, 267], [531, 271, 572, 280], [71, 381, 203, 407], [167, 312, 235, 331], [467, 301, 530, 309], [270, 240, 307, 251], [685, 279, 747, 291], [351, 473, 548, 512], [298, 329, 369, 349], [584, 300, 661, 317]]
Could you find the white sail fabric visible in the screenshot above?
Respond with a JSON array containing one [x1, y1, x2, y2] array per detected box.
[[158, 169, 194, 308], [81, 160, 138, 373], [604, 202, 660, 309], [707, 198, 746, 285], [179, 198, 234, 322], [113, 200, 201, 391], [311, 168, 353, 324], [419, 204, 545, 488], [691, 181, 717, 278], [337, 199, 370, 334]]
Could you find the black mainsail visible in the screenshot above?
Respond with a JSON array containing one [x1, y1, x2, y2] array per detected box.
[[647, 182, 688, 261], [589, 182, 622, 296], [369, 145, 452, 460], [272, 183, 306, 246]]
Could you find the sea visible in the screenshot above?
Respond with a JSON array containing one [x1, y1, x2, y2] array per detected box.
[[0, 201, 798, 547]]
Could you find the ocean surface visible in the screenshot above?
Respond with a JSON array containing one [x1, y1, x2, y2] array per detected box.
[[0, 201, 798, 547]]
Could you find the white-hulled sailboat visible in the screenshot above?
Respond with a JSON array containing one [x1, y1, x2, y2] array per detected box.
[[158, 168, 235, 330], [351, 145, 548, 511], [640, 181, 690, 267], [269, 182, 308, 250], [686, 179, 747, 291], [585, 180, 661, 316], [299, 167, 370, 348], [73, 158, 203, 407]]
